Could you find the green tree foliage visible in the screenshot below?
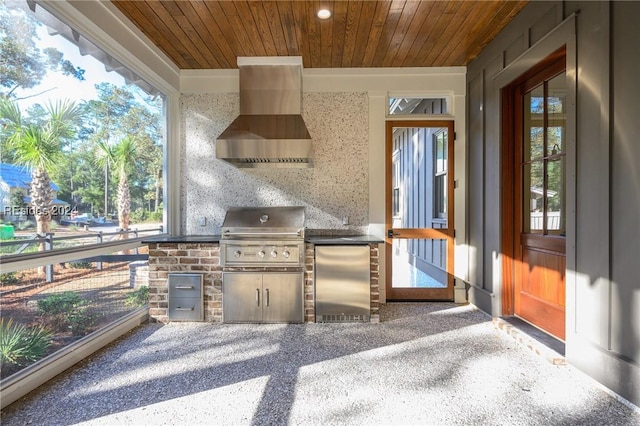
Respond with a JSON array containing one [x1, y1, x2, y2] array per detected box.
[[1, 1, 163, 222], [43, 47, 85, 81], [10, 188, 26, 210], [80, 83, 163, 217], [0, 98, 82, 236], [95, 136, 137, 230], [54, 143, 105, 212], [0, 1, 84, 99]]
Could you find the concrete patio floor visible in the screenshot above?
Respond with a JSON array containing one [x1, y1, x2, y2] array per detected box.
[[1, 303, 638, 425]]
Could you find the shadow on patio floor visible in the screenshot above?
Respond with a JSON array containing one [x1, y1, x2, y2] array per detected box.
[[1, 303, 638, 425]]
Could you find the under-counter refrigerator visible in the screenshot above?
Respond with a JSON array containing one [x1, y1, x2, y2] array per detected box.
[[315, 245, 370, 322]]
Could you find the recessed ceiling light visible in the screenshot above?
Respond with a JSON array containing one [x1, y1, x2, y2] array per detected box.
[[317, 9, 331, 20]]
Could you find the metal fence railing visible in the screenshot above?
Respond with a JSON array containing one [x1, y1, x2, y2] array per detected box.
[[0, 227, 162, 282]]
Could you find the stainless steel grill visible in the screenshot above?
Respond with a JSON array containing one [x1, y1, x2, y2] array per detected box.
[[220, 206, 305, 323], [220, 206, 305, 268]]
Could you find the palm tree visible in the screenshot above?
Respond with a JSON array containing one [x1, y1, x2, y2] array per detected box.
[[0, 98, 81, 236], [95, 136, 137, 232]]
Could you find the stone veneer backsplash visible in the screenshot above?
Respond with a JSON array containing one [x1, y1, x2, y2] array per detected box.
[[181, 92, 369, 235], [147, 242, 380, 323]]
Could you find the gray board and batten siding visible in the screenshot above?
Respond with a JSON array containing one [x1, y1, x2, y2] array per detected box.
[[465, 0, 639, 407]]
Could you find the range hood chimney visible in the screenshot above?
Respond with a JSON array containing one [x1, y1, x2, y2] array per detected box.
[[216, 57, 312, 168]]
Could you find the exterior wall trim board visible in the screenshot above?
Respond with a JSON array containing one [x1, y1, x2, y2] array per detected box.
[[494, 13, 577, 87]]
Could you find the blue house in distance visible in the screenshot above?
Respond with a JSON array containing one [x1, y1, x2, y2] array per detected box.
[[0, 163, 68, 219]]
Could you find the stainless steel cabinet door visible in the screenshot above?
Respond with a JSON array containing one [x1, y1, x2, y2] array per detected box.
[[223, 272, 263, 323], [262, 273, 303, 323]]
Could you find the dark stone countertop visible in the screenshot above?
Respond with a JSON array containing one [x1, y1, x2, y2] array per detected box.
[[305, 235, 384, 245], [143, 234, 383, 245], [142, 235, 221, 244]]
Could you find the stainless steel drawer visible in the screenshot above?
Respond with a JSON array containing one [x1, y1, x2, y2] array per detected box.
[[168, 296, 203, 321], [169, 274, 203, 298], [168, 273, 203, 321]]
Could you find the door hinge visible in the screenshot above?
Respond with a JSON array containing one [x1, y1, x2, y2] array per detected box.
[[453, 229, 456, 238], [453, 132, 457, 141]]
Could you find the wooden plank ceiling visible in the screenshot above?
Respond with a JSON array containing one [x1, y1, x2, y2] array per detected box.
[[112, 0, 528, 69]]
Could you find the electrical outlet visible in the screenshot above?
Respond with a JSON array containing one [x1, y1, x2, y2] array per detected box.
[[342, 215, 349, 225], [198, 217, 206, 227]]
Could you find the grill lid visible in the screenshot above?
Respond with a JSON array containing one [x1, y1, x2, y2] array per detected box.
[[221, 206, 305, 239]]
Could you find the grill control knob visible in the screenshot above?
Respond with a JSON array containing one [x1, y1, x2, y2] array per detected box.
[[282, 250, 290, 258], [234, 250, 241, 258], [270, 250, 278, 258], [258, 250, 266, 258]]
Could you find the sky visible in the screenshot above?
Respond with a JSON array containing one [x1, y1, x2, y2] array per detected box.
[[14, 16, 126, 112]]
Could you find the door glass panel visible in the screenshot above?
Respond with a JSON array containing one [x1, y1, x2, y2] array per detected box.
[[524, 162, 544, 233], [392, 151, 401, 217], [391, 127, 448, 230], [546, 73, 566, 156], [388, 97, 449, 115], [547, 127, 563, 156], [523, 72, 566, 236], [546, 158, 565, 233], [392, 238, 447, 288], [435, 132, 447, 174], [524, 86, 544, 162]]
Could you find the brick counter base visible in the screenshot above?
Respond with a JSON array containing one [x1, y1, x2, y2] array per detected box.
[[148, 242, 380, 323], [147, 242, 222, 323]]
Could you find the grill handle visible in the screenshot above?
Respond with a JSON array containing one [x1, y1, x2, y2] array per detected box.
[[223, 231, 301, 237]]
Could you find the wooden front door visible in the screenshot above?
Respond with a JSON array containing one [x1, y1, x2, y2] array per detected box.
[[503, 48, 567, 340]]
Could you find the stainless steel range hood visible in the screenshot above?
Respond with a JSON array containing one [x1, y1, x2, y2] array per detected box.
[[216, 57, 312, 168]]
